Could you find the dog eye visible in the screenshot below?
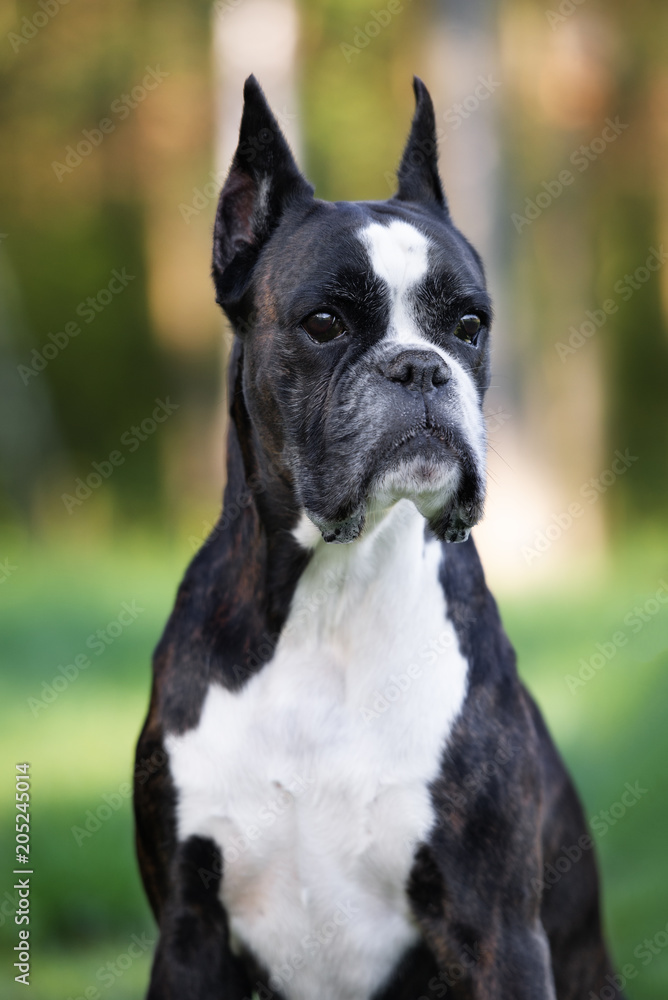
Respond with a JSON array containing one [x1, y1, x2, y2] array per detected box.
[[454, 314, 482, 345], [300, 311, 346, 344]]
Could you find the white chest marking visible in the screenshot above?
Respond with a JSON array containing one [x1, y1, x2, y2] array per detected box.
[[166, 501, 469, 1000]]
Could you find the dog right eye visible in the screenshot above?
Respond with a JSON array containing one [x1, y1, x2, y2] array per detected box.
[[300, 312, 346, 344]]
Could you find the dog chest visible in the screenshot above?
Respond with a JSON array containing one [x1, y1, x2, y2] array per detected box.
[[166, 504, 470, 1000]]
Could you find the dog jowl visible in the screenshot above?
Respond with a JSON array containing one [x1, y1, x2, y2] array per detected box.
[[135, 76, 626, 1000]]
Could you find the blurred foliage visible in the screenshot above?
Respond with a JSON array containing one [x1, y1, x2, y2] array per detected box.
[[0, 0, 220, 526], [498, 0, 668, 527], [299, 0, 428, 200], [0, 0, 666, 534], [1, 0, 667, 997]]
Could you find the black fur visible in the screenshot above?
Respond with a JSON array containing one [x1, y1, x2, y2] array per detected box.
[[135, 76, 626, 1000], [395, 77, 448, 210]]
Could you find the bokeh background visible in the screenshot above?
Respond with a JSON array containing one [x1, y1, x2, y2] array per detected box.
[[1, 0, 667, 996]]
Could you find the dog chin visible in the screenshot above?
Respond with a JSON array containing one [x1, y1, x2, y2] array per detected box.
[[372, 457, 482, 542], [372, 456, 462, 517], [303, 456, 481, 547]]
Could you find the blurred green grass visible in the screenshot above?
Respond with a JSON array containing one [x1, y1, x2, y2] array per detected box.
[[0, 533, 667, 998]]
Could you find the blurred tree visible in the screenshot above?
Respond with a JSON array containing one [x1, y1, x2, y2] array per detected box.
[[298, 0, 428, 201], [0, 0, 218, 526], [1, 0, 666, 545], [500, 0, 668, 538], [594, 0, 668, 527]]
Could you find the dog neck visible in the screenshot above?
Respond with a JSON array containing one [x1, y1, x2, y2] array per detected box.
[[285, 499, 441, 648]]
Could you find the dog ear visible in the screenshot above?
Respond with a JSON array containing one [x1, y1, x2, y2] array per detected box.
[[394, 77, 447, 211], [212, 75, 313, 314]]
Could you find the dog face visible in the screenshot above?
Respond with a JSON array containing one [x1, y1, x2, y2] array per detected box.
[[213, 76, 491, 544]]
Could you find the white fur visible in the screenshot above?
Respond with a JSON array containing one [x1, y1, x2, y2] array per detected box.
[[374, 459, 462, 521], [360, 219, 430, 306], [166, 500, 469, 1000], [359, 219, 486, 470], [292, 509, 322, 549]]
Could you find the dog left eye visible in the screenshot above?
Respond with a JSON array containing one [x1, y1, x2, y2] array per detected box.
[[454, 314, 482, 345], [300, 312, 346, 344]]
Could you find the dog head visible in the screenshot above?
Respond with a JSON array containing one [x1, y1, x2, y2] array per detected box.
[[213, 75, 491, 544]]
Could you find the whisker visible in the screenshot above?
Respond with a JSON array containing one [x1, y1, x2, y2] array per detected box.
[[486, 442, 515, 472]]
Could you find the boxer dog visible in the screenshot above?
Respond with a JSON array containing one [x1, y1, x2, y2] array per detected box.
[[135, 76, 626, 1000]]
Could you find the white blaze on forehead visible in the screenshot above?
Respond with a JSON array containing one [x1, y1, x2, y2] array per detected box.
[[360, 217, 487, 473], [360, 218, 430, 349], [360, 219, 430, 301]]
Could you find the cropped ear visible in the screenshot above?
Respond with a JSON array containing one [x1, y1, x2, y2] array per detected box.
[[212, 75, 313, 315], [394, 77, 447, 212]]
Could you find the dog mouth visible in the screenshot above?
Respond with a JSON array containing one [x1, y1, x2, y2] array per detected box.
[[376, 422, 461, 475], [365, 416, 485, 542], [302, 420, 485, 546]]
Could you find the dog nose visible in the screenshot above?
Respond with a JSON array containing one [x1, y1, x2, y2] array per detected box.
[[378, 349, 450, 392]]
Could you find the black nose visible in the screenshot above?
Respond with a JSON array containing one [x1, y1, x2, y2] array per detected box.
[[378, 349, 450, 392]]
